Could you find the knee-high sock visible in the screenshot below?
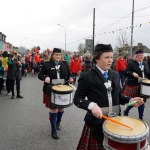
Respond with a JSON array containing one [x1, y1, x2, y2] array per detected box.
[[138, 104, 144, 119], [57, 111, 64, 124], [49, 112, 57, 132]]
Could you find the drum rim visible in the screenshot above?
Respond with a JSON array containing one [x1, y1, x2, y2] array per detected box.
[[141, 80, 150, 86], [103, 139, 149, 150], [51, 85, 73, 93], [50, 102, 74, 108], [51, 90, 73, 94], [103, 117, 149, 143]]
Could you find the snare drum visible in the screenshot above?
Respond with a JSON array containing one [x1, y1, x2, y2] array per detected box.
[[103, 116, 149, 150], [141, 80, 150, 97], [51, 85, 73, 107]]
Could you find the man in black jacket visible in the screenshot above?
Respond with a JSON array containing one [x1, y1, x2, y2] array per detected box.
[[122, 50, 150, 120]]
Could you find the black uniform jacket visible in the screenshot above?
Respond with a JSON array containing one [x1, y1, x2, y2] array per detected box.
[[74, 66, 130, 126], [38, 60, 71, 93], [125, 60, 150, 86], [7, 56, 22, 80]]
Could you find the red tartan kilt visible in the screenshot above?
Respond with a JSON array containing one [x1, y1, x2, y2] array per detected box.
[[122, 84, 141, 98], [77, 125, 105, 150], [43, 92, 60, 109]]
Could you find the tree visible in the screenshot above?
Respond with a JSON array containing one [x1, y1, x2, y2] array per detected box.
[[78, 43, 85, 56], [117, 31, 130, 54], [31, 46, 37, 52]]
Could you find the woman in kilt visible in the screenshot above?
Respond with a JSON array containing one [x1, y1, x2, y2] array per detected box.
[[122, 50, 150, 120], [73, 44, 143, 150], [38, 48, 73, 139]]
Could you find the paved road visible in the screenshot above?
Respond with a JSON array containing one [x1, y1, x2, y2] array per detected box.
[[0, 75, 149, 150]]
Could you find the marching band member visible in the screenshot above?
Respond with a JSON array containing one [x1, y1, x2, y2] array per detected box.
[[73, 44, 144, 150], [38, 48, 73, 139], [123, 50, 150, 120]]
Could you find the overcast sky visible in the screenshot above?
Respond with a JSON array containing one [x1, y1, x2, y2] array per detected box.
[[0, 0, 150, 52]]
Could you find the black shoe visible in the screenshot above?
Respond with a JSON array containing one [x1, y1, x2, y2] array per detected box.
[[17, 95, 23, 98], [51, 131, 59, 139], [11, 95, 15, 99], [56, 123, 61, 130], [139, 117, 143, 121]]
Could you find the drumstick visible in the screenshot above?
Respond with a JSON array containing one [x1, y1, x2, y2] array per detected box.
[[102, 115, 132, 129], [125, 100, 138, 107], [69, 83, 77, 90]]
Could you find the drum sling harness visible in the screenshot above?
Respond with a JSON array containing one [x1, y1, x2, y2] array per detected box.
[[104, 80, 117, 117], [139, 63, 145, 78]]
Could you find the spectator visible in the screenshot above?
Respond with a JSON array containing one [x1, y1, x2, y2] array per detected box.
[[116, 53, 127, 87], [0, 60, 4, 95], [83, 53, 93, 72], [63, 51, 70, 65], [70, 54, 81, 85], [7, 51, 23, 99]]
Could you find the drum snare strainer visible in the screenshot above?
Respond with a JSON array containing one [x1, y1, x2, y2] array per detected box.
[[103, 116, 149, 150]]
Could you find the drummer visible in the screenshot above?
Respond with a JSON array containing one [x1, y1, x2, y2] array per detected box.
[[123, 50, 150, 120], [38, 48, 73, 139], [73, 44, 144, 150]]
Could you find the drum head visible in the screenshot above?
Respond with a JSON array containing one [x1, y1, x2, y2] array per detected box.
[[104, 116, 147, 137], [142, 79, 150, 86], [52, 85, 73, 93]]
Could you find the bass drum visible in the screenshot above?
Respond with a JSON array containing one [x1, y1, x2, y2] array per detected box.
[[103, 116, 149, 150]]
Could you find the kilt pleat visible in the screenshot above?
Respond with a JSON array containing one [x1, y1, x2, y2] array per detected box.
[[43, 92, 58, 109], [121, 84, 141, 98], [77, 125, 105, 150]]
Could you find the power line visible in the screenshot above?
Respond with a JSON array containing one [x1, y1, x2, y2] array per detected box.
[[67, 5, 150, 46], [95, 5, 150, 33], [134, 5, 150, 13], [96, 15, 150, 19]]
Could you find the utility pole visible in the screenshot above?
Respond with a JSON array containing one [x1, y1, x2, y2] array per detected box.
[[130, 0, 134, 58], [92, 8, 95, 56]]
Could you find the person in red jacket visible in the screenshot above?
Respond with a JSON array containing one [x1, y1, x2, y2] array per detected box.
[[70, 54, 81, 84], [116, 54, 127, 87]]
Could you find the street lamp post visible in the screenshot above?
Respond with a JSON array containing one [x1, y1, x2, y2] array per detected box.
[[58, 24, 66, 51], [21, 37, 28, 54]]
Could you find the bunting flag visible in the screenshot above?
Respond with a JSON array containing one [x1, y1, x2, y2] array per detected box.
[[95, 21, 150, 37]]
